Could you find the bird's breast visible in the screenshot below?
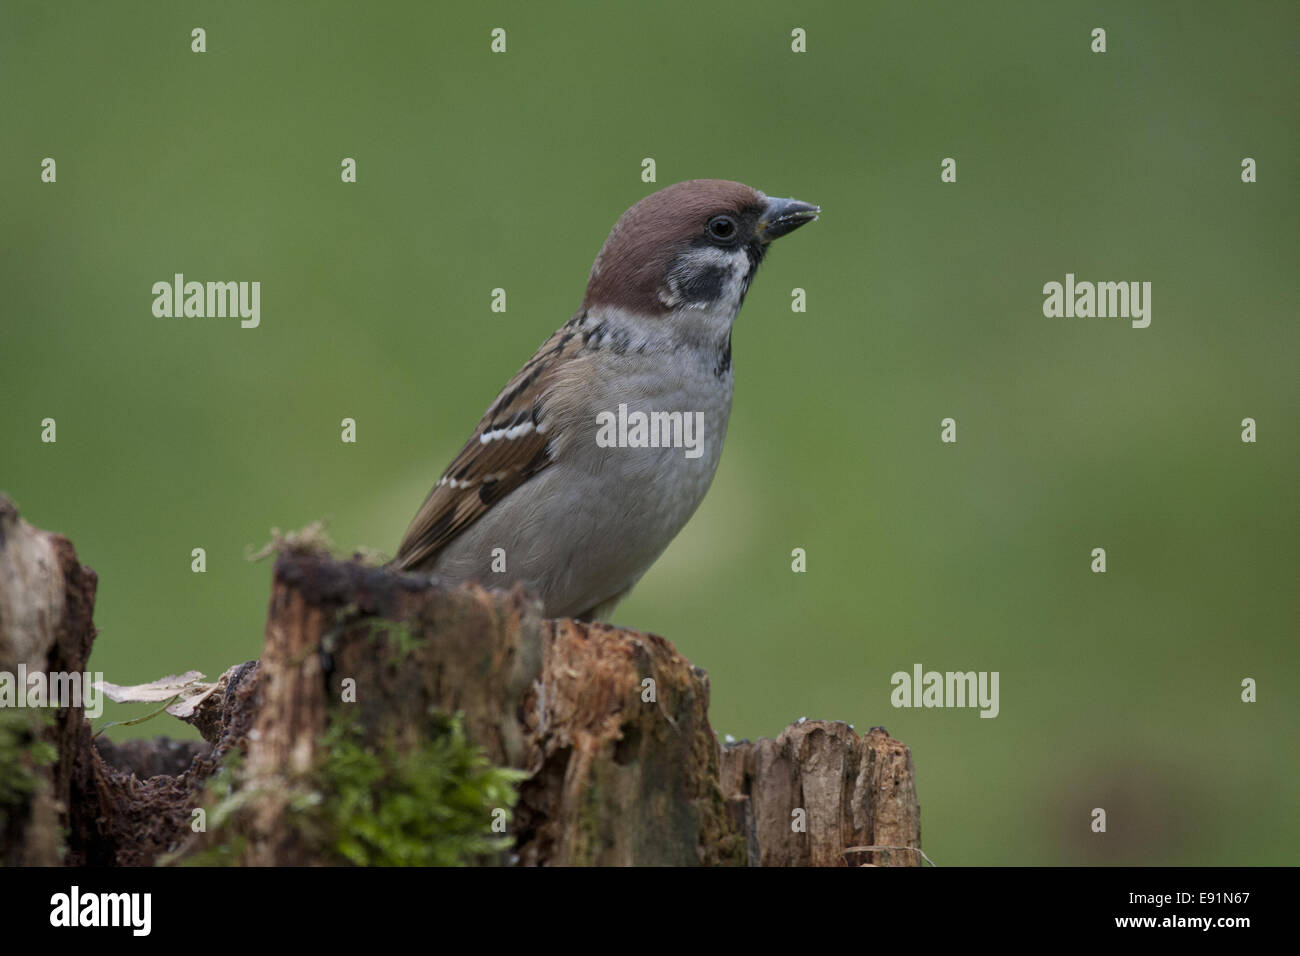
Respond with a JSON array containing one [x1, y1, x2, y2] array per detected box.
[[572, 357, 733, 523]]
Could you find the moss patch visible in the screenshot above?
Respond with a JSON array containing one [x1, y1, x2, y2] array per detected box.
[[0, 709, 56, 833], [184, 712, 525, 866], [296, 712, 525, 866]]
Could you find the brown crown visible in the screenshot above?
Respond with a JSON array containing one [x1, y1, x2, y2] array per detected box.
[[582, 180, 764, 315]]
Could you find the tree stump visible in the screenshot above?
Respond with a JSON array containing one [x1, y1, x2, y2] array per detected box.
[[0, 491, 923, 866]]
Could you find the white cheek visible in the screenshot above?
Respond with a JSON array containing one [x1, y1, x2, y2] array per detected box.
[[698, 251, 751, 314], [721, 255, 750, 303], [666, 246, 751, 311]]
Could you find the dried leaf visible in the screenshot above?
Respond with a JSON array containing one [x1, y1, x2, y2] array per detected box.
[[95, 671, 219, 718]]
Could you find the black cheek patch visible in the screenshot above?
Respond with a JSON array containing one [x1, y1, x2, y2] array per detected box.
[[679, 264, 728, 303]]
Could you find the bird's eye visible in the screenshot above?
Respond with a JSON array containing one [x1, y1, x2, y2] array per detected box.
[[705, 215, 738, 245]]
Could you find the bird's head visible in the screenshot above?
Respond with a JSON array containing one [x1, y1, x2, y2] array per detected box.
[[582, 180, 819, 325]]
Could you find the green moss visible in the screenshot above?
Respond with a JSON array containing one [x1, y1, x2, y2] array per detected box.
[[326, 611, 425, 668], [176, 749, 249, 866], [0, 710, 57, 832], [181, 712, 525, 866], [370, 618, 425, 665], [299, 712, 525, 866]]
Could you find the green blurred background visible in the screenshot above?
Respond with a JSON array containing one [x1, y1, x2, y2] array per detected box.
[[2, 1, 1296, 865]]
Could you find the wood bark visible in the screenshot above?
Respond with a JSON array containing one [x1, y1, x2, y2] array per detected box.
[[0, 492, 923, 866]]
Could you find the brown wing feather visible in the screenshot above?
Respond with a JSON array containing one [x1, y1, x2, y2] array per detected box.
[[394, 320, 581, 571]]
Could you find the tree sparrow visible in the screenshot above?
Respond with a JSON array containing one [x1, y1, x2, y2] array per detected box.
[[395, 179, 818, 621]]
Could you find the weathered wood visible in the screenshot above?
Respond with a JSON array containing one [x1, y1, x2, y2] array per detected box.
[[0, 492, 98, 866], [236, 550, 546, 864], [517, 619, 744, 865], [720, 721, 923, 866], [235, 551, 741, 864]]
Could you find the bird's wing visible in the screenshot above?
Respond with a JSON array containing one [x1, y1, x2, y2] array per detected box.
[[394, 322, 583, 571]]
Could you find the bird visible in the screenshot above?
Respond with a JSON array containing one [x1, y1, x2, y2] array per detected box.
[[394, 179, 818, 621]]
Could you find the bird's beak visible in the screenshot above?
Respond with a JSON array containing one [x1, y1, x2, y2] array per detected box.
[[757, 195, 820, 242]]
